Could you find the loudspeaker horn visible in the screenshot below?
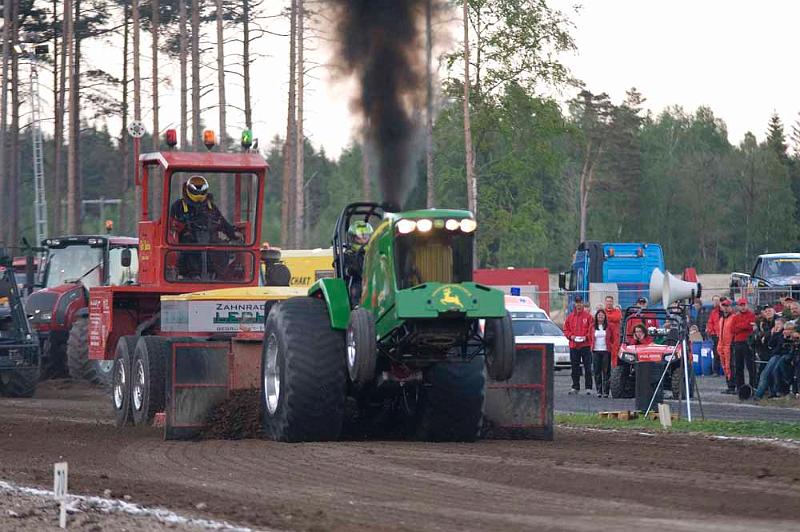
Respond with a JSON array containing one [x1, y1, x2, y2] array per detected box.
[[663, 271, 702, 309], [649, 268, 665, 304]]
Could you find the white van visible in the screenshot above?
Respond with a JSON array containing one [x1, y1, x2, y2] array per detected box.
[[505, 296, 570, 369]]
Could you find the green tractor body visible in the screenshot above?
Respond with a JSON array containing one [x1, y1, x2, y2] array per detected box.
[[262, 203, 514, 442]]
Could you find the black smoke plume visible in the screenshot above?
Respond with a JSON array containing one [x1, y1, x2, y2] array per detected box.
[[329, 0, 437, 211]]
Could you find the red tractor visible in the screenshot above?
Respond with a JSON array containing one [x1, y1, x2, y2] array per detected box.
[[87, 137, 285, 429], [25, 235, 138, 383]]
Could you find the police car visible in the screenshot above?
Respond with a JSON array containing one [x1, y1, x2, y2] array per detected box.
[[505, 295, 570, 369]]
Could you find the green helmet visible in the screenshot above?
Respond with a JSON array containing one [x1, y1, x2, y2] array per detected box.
[[348, 220, 374, 250]]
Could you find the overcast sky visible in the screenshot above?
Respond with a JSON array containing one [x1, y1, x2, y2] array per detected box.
[[76, 0, 799, 157]]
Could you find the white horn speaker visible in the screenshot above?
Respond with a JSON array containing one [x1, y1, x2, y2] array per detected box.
[[649, 268, 665, 304], [662, 271, 702, 309]]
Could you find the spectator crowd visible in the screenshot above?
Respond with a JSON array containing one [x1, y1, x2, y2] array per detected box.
[[704, 295, 800, 400], [562, 292, 800, 402]]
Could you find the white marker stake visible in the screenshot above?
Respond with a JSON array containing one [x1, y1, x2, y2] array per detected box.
[[53, 462, 68, 528]]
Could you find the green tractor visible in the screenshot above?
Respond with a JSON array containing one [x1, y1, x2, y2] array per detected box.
[[261, 203, 515, 442]]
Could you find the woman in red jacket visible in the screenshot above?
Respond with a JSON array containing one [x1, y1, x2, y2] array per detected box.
[[590, 309, 619, 398]]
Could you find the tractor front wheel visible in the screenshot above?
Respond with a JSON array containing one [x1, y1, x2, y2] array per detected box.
[[346, 308, 376, 387], [130, 336, 168, 426], [417, 357, 486, 442], [0, 367, 39, 398], [484, 314, 515, 381], [67, 317, 113, 387], [265, 263, 292, 287], [112, 336, 137, 427], [261, 297, 346, 442], [610, 364, 634, 399]]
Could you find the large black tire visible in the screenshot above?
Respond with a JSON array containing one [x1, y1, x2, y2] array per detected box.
[[265, 263, 292, 287], [130, 336, 168, 426], [610, 364, 634, 399], [484, 314, 515, 381], [346, 307, 376, 387], [40, 337, 67, 380], [112, 336, 138, 427], [67, 317, 114, 387], [261, 297, 347, 442], [0, 366, 39, 398], [671, 364, 695, 399], [417, 357, 486, 442]]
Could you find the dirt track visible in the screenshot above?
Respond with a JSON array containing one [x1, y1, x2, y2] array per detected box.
[[2, 380, 800, 531]]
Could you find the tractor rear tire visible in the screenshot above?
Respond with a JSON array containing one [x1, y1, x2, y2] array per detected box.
[[417, 357, 486, 442], [112, 336, 137, 427], [261, 297, 347, 442], [67, 317, 114, 387], [346, 307, 376, 387], [610, 365, 634, 399], [671, 364, 695, 400], [0, 367, 39, 398], [484, 314, 515, 381], [265, 263, 292, 287], [130, 336, 168, 426]]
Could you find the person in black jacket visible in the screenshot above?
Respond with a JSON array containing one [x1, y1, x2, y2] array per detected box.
[[754, 318, 788, 400]]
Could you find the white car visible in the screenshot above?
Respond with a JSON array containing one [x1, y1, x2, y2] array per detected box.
[[505, 296, 570, 369]]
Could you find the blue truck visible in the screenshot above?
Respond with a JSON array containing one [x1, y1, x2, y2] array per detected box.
[[558, 241, 665, 310]]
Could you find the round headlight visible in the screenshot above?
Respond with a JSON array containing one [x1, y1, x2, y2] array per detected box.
[[460, 219, 477, 233], [445, 219, 459, 231], [416, 219, 433, 232], [396, 219, 417, 234]]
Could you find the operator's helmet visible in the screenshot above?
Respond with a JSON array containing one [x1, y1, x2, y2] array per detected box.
[[347, 220, 374, 251], [185, 175, 210, 203]]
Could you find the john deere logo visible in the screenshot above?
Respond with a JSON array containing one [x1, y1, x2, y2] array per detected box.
[[432, 284, 472, 309]]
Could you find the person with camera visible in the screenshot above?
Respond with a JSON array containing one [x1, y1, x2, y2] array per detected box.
[[753, 318, 788, 400], [754, 305, 776, 379], [564, 296, 593, 395]]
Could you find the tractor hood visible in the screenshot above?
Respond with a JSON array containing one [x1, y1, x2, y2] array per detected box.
[[395, 282, 506, 319]]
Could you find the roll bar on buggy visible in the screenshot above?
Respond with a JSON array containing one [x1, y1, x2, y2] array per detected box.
[[331, 202, 386, 280]]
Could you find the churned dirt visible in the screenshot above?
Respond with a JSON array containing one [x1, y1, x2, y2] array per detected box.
[[1, 380, 800, 531]]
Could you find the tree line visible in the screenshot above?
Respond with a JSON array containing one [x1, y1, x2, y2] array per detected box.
[[2, 1, 800, 274]]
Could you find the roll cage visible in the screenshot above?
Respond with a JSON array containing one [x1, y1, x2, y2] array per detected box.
[[332, 202, 387, 281]]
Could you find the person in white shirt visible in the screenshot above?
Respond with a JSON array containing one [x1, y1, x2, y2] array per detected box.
[[591, 309, 611, 398]]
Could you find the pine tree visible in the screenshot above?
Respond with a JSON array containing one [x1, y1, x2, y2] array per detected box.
[[766, 112, 788, 162]]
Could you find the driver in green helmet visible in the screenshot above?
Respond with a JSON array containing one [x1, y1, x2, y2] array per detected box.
[[345, 220, 374, 304]]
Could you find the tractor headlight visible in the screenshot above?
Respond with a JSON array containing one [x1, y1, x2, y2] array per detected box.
[[416, 219, 433, 233], [554, 345, 569, 354], [460, 219, 477, 233], [396, 219, 417, 234], [445, 219, 460, 231], [621, 352, 636, 363], [32, 311, 52, 322]]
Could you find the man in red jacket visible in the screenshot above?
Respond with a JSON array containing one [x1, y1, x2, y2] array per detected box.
[[732, 298, 757, 390], [705, 295, 721, 375], [564, 296, 594, 394], [604, 295, 622, 328]]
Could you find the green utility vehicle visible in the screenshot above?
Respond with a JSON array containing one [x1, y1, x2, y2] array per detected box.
[[261, 203, 515, 442]]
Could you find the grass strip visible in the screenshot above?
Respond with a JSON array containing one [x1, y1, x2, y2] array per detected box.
[[556, 412, 800, 440]]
